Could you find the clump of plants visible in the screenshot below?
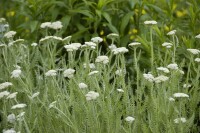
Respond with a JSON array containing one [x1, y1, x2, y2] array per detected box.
[[0, 17, 200, 133]]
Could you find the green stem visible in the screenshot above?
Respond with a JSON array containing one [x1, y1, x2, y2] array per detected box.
[[150, 28, 154, 70]]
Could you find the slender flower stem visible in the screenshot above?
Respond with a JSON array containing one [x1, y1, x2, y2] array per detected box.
[[150, 27, 154, 70], [172, 35, 176, 63]]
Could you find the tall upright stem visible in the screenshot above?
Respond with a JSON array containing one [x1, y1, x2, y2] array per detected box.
[[150, 28, 154, 70]]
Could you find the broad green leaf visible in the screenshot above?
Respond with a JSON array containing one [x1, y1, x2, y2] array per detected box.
[[120, 11, 134, 35]]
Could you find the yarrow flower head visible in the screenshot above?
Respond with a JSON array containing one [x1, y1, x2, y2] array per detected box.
[[88, 71, 99, 76], [115, 69, 126, 76], [63, 68, 75, 78], [167, 63, 178, 70], [195, 34, 200, 39], [143, 73, 154, 82], [83, 42, 97, 49], [95, 55, 109, 64], [187, 49, 200, 55], [183, 84, 191, 88], [0, 82, 13, 90], [6, 92, 18, 99], [31, 43, 38, 47], [8, 39, 25, 47], [144, 20, 157, 25], [162, 42, 173, 49], [39, 36, 62, 43], [157, 67, 170, 73], [11, 103, 27, 109], [11, 69, 22, 78], [40, 22, 51, 28], [45, 70, 57, 77], [174, 117, 187, 124], [117, 89, 124, 93], [29, 92, 40, 99], [7, 114, 16, 124], [78, 83, 88, 89], [167, 30, 176, 35], [108, 44, 117, 50], [62, 36, 72, 44], [91, 37, 103, 43], [40, 21, 63, 30], [112, 47, 129, 55], [3, 128, 16, 133], [128, 42, 141, 47], [173, 93, 189, 98], [125, 116, 135, 123], [83, 63, 95, 69], [4, 31, 16, 38], [107, 33, 119, 39], [194, 58, 200, 63], [64, 43, 81, 52], [169, 97, 175, 102], [154, 75, 169, 83], [85, 91, 99, 101], [0, 91, 10, 99], [49, 101, 57, 109]]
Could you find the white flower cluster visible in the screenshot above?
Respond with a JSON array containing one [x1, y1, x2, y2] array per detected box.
[[143, 73, 169, 83], [83, 63, 95, 69], [143, 73, 155, 82], [95, 55, 109, 64], [4, 31, 16, 38], [63, 68, 75, 78], [167, 63, 178, 70], [162, 42, 173, 49], [157, 67, 170, 73], [112, 47, 129, 55], [115, 69, 126, 76], [8, 39, 24, 46], [78, 83, 88, 89], [39, 36, 62, 43], [29, 92, 40, 99], [45, 70, 57, 77], [107, 33, 119, 39], [88, 71, 99, 76], [187, 49, 200, 55], [64, 43, 81, 52], [168, 97, 175, 102], [11, 103, 27, 109], [183, 84, 191, 88], [91, 37, 103, 43], [195, 34, 200, 38], [167, 30, 176, 35], [128, 42, 141, 47], [31, 43, 38, 47], [85, 91, 99, 101], [0, 91, 10, 99], [0, 82, 13, 90], [117, 89, 124, 93], [3, 128, 16, 133], [154, 75, 169, 83], [195, 58, 200, 63], [11, 69, 22, 78], [144, 20, 157, 25], [7, 92, 18, 99], [174, 117, 186, 123], [82, 42, 97, 49], [7, 114, 16, 124], [40, 21, 63, 30], [108, 44, 117, 50], [173, 93, 189, 98], [125, 116, 135, 123], [62, 36, 72, 44]]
